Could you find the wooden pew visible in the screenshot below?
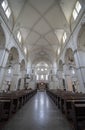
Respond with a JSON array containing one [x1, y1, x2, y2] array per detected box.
[[0, 96, 13, 120], [71, 103, 85, 130], [46, 89, 58, 105], [62, 94, 85, 119], [47, 89, 85, 130], [0, 89, 37, 121]]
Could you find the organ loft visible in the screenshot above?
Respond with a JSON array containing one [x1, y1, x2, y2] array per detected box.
[[0, 0, 85, 130]]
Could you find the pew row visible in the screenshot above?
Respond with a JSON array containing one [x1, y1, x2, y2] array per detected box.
[[46, 89, 85, 130], [0, 89, 37, 121], [71, 103, 85, 130]]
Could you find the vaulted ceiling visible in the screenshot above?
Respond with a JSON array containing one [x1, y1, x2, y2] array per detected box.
[[8, 0, 76, 65]]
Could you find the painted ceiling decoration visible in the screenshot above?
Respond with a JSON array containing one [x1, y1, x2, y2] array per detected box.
[[5, 0, 80, 65]]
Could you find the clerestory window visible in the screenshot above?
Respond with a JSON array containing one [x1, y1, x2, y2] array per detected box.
[[1, 0, 11, 19], [73, 1, 82, 20]]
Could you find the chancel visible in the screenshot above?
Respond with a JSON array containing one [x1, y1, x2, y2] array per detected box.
[[0, 0, 85, 130]]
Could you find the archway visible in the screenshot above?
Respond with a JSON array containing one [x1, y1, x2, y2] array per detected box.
[[35, 62, 49, 90]]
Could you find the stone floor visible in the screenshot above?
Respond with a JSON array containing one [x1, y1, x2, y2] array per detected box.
[[1, 91, 73, 130]]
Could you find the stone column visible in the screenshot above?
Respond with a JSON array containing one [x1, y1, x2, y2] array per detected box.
[[20, 69, 26, 90], [0, 48, 9, 89], [63, 64, 73, 91], [74, 49, 85, 92], [11, 63, 20, 91], [57, 70, 64, 90]]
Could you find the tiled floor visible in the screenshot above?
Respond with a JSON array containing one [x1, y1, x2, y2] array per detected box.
[[1, 91, 73, 130]]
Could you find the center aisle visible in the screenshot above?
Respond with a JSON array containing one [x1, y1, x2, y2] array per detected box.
[[1, 92, 73, 130]]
